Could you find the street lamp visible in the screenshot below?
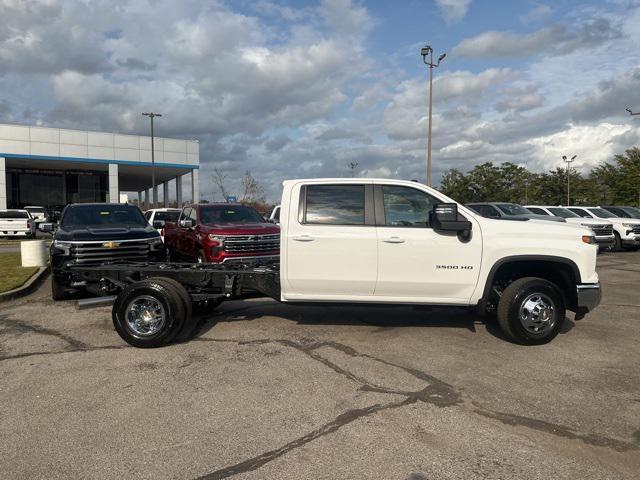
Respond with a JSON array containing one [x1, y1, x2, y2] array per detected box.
[[626, 107, 640, 116], [421, 44, 446, 187], [142, 112, 162, 208], [562, 154, 577, 205]]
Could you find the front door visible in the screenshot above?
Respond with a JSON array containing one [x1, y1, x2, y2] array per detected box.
[[284, 182, 378, 300], [374, 185, 482, 303]]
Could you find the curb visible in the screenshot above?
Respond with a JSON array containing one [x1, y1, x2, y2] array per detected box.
[[0, 265, 50, 303]]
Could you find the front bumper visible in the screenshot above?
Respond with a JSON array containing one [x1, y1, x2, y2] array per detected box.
[[594, 235, 615, 247], [576, 283, 602, 312]]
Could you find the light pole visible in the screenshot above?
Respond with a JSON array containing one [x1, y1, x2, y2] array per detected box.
[[562, 154, 577, 205], [626, 107, 640, 116], [142, 112, 162, 208], [421, 44, 446, 187]]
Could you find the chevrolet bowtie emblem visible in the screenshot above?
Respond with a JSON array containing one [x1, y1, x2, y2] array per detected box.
[[102, 241, 120, 249]]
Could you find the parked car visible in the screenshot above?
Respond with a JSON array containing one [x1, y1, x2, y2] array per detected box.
[[44, 203, 165, 300], [601, 205, 640, 219], [24, 205, 49, 225], [268, 205, 281, 224], [565, 206, 640, 250], [144, 208, 181, 242], [164, 203, 280, 263], [0, 209, 35, 238], [465, 202, 566, 222], [524, 205, 615, 250], [75, 178, 601, 347]]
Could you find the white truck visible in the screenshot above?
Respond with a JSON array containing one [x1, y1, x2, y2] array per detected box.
[[72, 179, 601, 348], [0, 209, 36, 238], [565, 206, 640, 250]]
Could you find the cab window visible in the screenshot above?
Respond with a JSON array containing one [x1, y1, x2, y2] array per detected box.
[[568, 208, 590, 218], [304, 185, 365, 225], [381, 186, 437, 227]]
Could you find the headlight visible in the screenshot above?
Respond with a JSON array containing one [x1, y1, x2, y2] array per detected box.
[[53, 240, 72, 248], [208, 235, 225, 245], [148, 237, 164, 250], [581, 235, 596, 245]]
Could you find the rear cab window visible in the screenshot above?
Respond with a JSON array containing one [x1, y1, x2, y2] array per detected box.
[[303, 185, 367, 225]]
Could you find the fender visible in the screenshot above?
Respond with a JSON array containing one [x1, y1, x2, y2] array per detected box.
[[481, 254, 582, 302]]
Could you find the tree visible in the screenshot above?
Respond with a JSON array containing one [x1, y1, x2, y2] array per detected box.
[[591, 148, 640, 206], [439, 168, 472, 202], [240, 170, 266, 204], [212, 167, 230, 202]]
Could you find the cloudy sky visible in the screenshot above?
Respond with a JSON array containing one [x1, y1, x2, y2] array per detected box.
[[1, 0, 640, 201]]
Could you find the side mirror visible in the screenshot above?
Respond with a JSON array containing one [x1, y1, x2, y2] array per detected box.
[[39, 223, 54, 232], [179, 219, 194, 228], [152, 220, 166, 229], [432, 203, 472, 236]]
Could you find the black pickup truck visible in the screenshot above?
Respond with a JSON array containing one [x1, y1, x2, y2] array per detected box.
[[44, 203, 166, 300]]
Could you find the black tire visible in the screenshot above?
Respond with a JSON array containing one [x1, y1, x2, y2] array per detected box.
[[497, 277, 565, 345], [613, 232, 622, 251], [51, 278, 68, 301], [193, 298, 223, 316], [145, 276, 193, 340], [112, 279, 185, 348]]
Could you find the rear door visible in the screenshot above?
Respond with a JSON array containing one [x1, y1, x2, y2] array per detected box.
[[374, 184, 482, 303], [284, 182, 378, 299]]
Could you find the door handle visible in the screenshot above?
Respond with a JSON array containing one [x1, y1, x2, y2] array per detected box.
[[383, 236, 405, 244], [292, 235, 314, 242]]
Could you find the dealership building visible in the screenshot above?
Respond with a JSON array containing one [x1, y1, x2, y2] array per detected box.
[[0, 123, 199, 211]]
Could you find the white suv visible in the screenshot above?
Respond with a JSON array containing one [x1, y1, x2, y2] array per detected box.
[[144, 208, 181, 242], [525, 206, 614, 250], [566, 206, 640, 250]]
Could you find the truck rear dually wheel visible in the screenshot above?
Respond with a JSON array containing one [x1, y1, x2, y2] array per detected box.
[[497, 277, 565, 345], [112, 279, 185, 348]]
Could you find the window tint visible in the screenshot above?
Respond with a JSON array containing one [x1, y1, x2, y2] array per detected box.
[[485, 206, 501, 218], [0, 210, 29, 219], [568, 208, 591, 218], [200, 205, 264, 224], [604, 207, 627, 217], [153, 211, 180, 222], [144, 211, 152, 221], [548, 207, 579, 218], [188, 208, 197, 222], [305, 185, 365, 225], [589, 208, 615, 218], [497, 203, 530, 215], [61, 205, 147, 227], [381, 186, 436, 227], [527, 207, 547, 215]]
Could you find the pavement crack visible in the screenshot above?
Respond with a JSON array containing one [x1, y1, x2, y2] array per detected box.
[[194, 396, 416, 480], [0, 344, 130, 362], [474, 406, 639, 452], [0, 315, 88, 350]]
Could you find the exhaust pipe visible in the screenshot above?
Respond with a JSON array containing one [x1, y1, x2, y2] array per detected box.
[[76, 295, 117, 310]]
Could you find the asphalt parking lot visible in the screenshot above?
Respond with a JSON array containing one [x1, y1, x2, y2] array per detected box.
[[1, 252, 639, 479]]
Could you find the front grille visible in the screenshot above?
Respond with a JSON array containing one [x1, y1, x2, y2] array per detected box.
[[223, 234, 280, 254], [70, 239, 152, 264], [591, 224, 613, 236]]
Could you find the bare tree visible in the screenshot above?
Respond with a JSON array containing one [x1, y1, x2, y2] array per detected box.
[[240, 170, 265, 203], [212, 167, 230, 201]]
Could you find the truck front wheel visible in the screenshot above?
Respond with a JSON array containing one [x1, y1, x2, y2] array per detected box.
[[497, 277, 565, 345], [51, 278, 68, 301]]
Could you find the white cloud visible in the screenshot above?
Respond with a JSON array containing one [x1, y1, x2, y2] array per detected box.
[[435, 0, 472, 23]]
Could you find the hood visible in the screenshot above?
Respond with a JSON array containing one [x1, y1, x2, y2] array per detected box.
[[199, 222, 280, 236], [521, 214, 566, 223], [604, 217, 640, 225], [54, 224, 160, 242], [564, 218, 611, 226]]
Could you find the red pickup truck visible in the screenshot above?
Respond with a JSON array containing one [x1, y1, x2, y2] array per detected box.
[[163, 203, 280, 263]]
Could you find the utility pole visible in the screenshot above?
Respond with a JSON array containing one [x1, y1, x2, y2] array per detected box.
[[421, 44, 446, 187], [348, 161, 358, 178], [562, 155, 577, 205], [142, 112, 162, 208]]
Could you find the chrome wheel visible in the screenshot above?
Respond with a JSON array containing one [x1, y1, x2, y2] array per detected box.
[[125, 295, 166, 337], [519, 293, 556, 335]]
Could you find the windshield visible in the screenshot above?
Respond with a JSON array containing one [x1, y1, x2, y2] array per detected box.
[[0, 211, 29, 219], [496, 204, 531, 216], [590, 208, 617, 218], [548, 207, 580, 218], [153, 211, 180, 222], [621, 207, 640, 219], [61, 205, 148, 228], [200, 205, 265, 224]]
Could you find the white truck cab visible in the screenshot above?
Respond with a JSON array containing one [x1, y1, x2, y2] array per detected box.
[[566, 206, 640, 250], [77, 178, 603, 348]]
